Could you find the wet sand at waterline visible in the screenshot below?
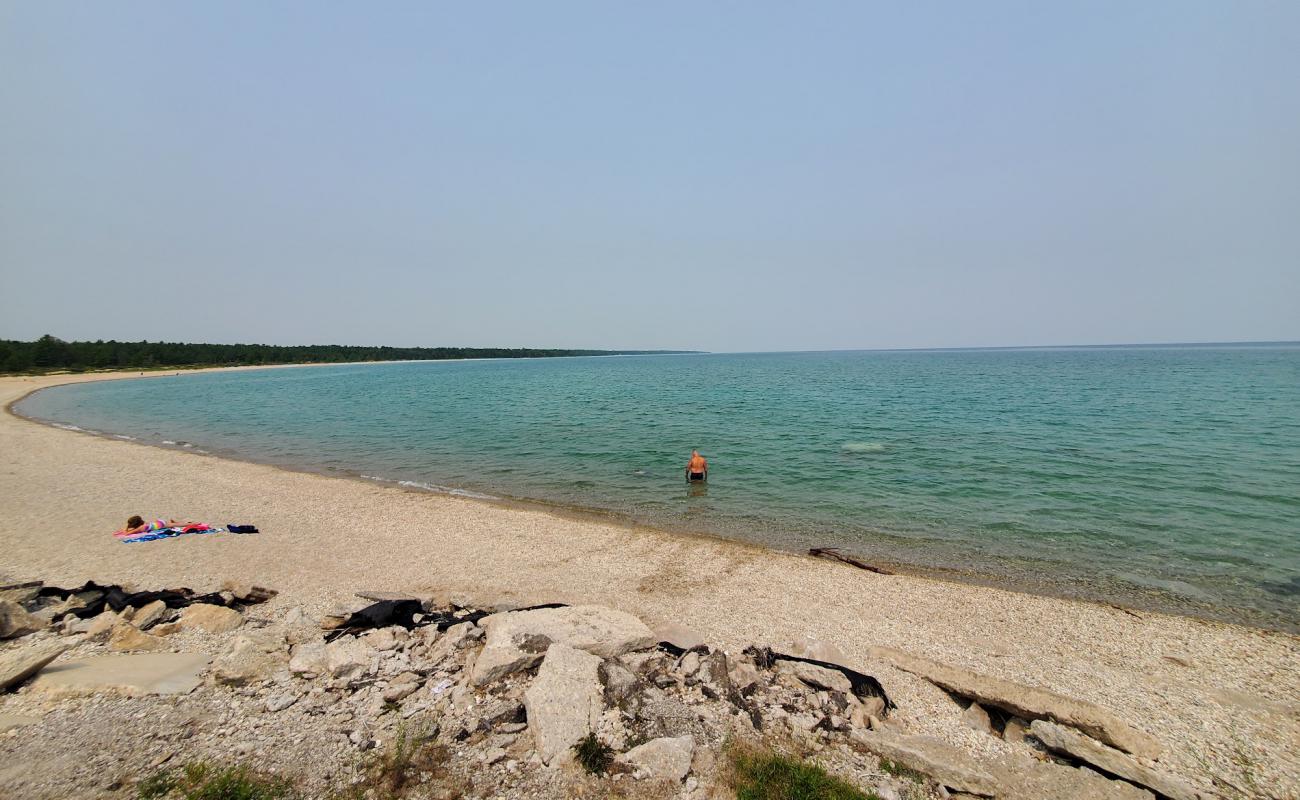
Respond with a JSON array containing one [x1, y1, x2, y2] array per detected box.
[[1, 369, 1297, 793]]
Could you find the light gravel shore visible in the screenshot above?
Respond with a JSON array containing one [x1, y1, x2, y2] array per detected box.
[[1, 369, 1297, 796]]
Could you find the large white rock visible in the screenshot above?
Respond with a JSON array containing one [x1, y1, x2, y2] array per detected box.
[[472, 605, 655, 686], [523, 644, 604, 765], [618, 735, 695, 782]]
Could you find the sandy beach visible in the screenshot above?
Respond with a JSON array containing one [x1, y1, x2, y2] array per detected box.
[[1, 368, 1297, 796]]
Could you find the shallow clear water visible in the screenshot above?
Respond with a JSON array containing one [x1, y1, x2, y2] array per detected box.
[[18, 346, 1300, 630]]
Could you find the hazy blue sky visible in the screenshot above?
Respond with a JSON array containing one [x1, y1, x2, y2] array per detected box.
[[2, 2, 1297, 352]]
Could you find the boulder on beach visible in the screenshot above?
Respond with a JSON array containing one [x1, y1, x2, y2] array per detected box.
[[523, 644, 603, 765], [472, 605, 656, 686]]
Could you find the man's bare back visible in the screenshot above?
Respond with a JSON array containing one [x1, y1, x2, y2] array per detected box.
[[685, 450, 708, 481]]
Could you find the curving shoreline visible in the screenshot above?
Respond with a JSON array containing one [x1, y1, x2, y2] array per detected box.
[[1, 367, 1298, 793], [14, 363, 1296, 634]]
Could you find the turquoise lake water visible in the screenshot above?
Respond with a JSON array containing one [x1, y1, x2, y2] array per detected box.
[[17, 346, 1300, 631]]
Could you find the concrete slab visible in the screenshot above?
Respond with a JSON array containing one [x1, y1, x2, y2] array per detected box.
[[27, 652, 210, 697]]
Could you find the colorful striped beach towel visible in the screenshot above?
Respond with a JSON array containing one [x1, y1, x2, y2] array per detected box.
[[115, 523, 225, 543]]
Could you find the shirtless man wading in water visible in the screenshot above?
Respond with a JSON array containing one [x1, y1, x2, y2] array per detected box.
[[685, 450, 708, 482]]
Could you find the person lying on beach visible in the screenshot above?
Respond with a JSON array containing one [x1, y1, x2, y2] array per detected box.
[[685, 450, 708, 482], [118, 515, 201, 536]]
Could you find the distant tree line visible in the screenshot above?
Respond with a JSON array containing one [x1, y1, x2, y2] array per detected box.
[[0, 335, 690, 374]]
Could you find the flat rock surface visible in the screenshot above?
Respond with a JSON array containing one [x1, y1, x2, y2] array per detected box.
[[0, 641, 67, 691], [523, 643, 603, 766], [1030, 720, 1199, 800], [852, 730, 998, 796], [28, 652, 210, 696], [473, 605, 656, 686], [869, 645, 1163, 759]]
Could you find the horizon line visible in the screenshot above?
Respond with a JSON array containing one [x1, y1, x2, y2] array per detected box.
[[4, 335, 1297, 356], [707, 339, 1300, 356]]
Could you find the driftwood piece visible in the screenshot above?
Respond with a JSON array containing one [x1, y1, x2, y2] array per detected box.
[[809, 548, 895, 575]]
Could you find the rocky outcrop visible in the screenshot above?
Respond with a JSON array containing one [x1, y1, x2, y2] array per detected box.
[[868, 645, 1161, 759], [1030, 720, 1198, 800], [523, 644, 603, 765], [0, 587, 1217, 800], [0, 641, 67, 691], [472, 605, 656, 686]]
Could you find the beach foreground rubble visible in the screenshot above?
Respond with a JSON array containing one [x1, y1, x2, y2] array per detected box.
[[0, 580, 1231, 800]]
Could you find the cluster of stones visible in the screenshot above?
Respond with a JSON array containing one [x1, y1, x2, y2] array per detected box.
[[289, 602, 897, 791], [2, 583, 1211, 800]]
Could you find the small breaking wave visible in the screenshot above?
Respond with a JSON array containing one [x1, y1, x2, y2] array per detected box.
[[361, 474, 498, 501], [51, 422, 101, 434], [397, 479, 498, 500], [841, 442, 887, 453]]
